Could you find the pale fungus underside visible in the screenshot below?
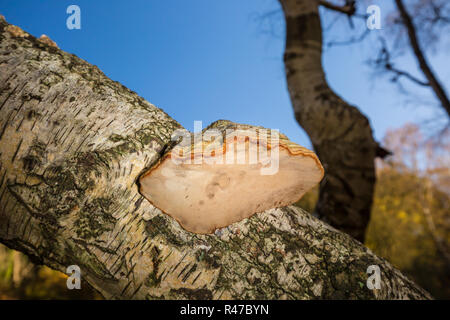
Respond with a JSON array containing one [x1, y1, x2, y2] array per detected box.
[[139, 121, 324, 234]]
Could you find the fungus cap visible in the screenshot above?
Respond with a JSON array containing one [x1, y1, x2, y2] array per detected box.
[[139, 121, 324, 234]]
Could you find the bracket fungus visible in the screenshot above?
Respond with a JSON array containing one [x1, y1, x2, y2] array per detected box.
[[139, 120, 324, 234]]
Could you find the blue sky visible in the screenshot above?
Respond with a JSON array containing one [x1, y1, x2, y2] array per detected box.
[[1, 0, 448, 148]]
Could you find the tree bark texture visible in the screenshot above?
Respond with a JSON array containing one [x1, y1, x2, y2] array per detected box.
[[279, 0, 378, 242], [0, 16, 431, 299]]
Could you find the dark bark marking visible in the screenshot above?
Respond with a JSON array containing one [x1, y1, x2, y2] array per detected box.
[[0, 83, 18, 112], [11, 138, 23, 161]]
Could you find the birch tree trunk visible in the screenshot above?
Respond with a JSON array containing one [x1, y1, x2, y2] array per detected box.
[[279, 0, 378, 242], [0, 16, 430, 299]]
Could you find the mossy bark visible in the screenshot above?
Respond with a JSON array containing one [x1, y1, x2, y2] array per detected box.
[[0, 16, 430, 299]]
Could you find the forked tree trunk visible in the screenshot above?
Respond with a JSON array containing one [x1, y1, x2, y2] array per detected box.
[[0, 16, 430, 299], [279, 0, 378, 242]]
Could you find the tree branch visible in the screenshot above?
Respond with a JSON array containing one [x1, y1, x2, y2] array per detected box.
[[370, 38, 430, 87], [385, 64, 430, 87], [326, 28, 370, 47], [319, 0, 356, 16], [395, 0, 450, 118]]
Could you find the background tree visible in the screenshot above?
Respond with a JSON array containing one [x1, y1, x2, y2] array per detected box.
[[278, 0, 382, 243], [377, 0, 450, 118], [319, 0, 450, 122], [278, 0, 450, 242]]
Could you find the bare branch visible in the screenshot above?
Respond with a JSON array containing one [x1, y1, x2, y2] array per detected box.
[[319, 0, 356, 16], [326, 28, 370, 47], [376, 144, 392, 159], [370, 38, 429, 87], [395, 0, 450, 118], [385, 65, 430, 87]]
